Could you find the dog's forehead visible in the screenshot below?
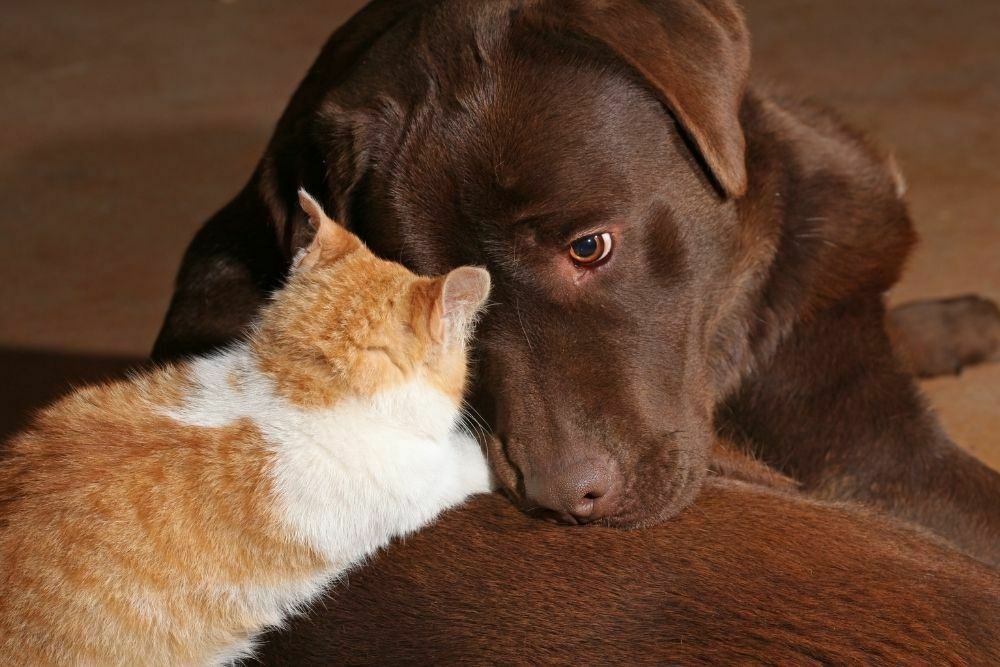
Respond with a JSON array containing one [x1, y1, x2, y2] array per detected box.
[[338, 10, 709, 274], [394, 59, 679, 235]]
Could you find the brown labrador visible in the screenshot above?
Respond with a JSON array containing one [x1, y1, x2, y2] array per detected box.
[[151, 1, 1000, 660], [154, 0, 1000, 565]]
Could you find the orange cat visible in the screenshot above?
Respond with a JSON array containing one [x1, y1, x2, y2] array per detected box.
[[0, 191, 493, 665]]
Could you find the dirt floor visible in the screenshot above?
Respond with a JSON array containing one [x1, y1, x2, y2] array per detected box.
[[1, 1, 997, 467]]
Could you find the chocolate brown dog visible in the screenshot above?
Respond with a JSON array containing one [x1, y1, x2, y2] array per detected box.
[[152, 1, 1000, 660], [155, 0, 1000, 564]]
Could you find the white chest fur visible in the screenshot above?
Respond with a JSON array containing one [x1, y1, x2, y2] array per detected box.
[[164, 346, 491, 662], [167, 346, 491, 561]]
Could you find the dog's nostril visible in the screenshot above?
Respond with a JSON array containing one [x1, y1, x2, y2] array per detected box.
[[523, 458, 621, 524], [569, 498, 596, 522]]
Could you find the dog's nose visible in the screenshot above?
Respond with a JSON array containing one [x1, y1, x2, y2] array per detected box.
[[523, 458, 621, 524]]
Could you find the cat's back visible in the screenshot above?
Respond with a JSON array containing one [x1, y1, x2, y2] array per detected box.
[[0, 363, 210, 520], [1, 363, 189, 508], [0, 357, 303, 665]]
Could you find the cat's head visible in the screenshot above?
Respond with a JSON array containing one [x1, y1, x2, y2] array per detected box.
[[253, 190, 491, 421]]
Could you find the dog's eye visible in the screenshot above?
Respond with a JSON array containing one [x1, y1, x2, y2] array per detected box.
[[569, 232, 613, 266]]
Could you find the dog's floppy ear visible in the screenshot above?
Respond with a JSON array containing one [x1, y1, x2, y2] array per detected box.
[[550, 0, 750, 198], [254, 0, 418, 261]]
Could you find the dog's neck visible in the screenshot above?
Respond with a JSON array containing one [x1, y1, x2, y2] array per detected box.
[[706, 89, 916, 400]]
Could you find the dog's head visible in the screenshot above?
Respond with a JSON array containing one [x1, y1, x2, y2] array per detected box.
[[265, 0, 752, 526]]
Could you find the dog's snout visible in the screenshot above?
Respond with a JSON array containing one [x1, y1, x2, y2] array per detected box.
[[524, 458, 622, 524]]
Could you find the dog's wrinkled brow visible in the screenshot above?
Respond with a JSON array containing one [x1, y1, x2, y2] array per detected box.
[[514, 209, 618, 246]]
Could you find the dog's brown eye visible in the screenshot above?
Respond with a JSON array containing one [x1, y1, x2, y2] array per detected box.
[[569, 232, 613, 266]]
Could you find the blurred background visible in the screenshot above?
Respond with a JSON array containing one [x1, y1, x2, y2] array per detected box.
[[1, 0, 997, 465]]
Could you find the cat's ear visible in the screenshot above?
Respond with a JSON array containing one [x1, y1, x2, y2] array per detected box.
[[427, 266, 492, 345], [292, 189, 361, 272]]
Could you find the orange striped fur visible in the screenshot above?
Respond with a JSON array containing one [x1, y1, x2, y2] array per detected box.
[[0, 191, 492, 665]]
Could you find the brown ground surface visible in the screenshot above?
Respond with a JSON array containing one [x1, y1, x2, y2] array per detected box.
[[0, 1, 997, 466]]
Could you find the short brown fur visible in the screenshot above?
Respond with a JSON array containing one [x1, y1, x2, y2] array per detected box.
[[251, 481, 1000, 665]]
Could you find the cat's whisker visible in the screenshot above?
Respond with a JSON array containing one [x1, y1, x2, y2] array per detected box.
[[460, 402, 491, 433], [458, 403, 492, 447], [458, 418, 488, 451]]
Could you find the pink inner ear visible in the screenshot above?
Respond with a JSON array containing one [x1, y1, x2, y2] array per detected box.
[[442, 267, 491, 321], [428, 294, 446, 343], [422, 269, 490, 344]]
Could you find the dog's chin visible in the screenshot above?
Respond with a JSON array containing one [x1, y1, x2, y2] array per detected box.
[[593, 443, 709, 529]]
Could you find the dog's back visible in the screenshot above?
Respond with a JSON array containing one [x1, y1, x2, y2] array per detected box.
[[251, 482, 1000, 664]]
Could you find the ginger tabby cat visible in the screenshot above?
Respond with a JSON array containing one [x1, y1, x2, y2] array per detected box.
[[0, 191, 493, 665]]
